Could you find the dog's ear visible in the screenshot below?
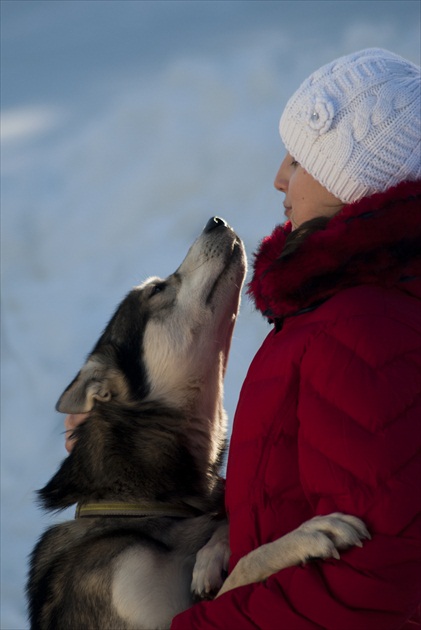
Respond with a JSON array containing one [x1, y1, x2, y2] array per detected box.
[[56, 357, 128, 413]]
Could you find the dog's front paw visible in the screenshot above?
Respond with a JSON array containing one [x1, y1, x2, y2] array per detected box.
[[191, 523, 230, 600], [297, 512, 371, 563]]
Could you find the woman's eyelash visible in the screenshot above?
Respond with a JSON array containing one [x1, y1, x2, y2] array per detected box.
[[291, 159, 299, 167]]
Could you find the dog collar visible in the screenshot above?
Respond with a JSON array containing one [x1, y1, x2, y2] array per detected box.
[[75, 501, 199, 519]]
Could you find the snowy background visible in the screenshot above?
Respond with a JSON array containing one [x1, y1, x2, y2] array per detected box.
[[1, 1, 420, 627]]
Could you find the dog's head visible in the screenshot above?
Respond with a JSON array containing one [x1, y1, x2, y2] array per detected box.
[[56, 218, 246, 418], [40, 219, 245, 510]]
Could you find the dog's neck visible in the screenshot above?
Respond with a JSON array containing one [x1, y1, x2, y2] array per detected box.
[[143, 357, 228, 491], [38, 401, 225, 515]]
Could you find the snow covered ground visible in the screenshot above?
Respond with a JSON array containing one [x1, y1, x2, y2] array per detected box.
[[1, 1, 419, 627]]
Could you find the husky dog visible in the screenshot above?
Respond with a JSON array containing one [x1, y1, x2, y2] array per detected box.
[[27, 217, 369, 630]]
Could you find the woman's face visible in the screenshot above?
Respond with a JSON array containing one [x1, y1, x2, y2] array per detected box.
[[274, 153, 343, 230]]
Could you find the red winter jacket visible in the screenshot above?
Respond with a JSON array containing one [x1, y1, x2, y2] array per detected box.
[[172, 180, 421, 630]]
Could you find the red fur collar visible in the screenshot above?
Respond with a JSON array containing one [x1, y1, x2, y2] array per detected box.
[[248, 180, 421, 319]]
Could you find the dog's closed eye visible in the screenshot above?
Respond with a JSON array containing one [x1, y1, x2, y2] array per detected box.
[[149, 283, 166, 298]]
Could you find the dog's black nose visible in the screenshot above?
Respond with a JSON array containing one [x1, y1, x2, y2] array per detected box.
[[204, 217, 227, 232]]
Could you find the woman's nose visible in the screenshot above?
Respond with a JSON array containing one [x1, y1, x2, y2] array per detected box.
[[274, 165, 287, 192], [274, 155, 289, 192]]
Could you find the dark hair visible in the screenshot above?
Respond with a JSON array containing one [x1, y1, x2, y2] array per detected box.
[[279, 216, 330, 259]]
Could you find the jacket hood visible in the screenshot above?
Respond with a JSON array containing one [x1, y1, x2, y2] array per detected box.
[[248, 180, 421, 320]]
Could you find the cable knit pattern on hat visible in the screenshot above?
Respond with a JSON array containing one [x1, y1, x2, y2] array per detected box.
[[279, 48, 421, 203]]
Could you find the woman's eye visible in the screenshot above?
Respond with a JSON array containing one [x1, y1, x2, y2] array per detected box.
[[150, 283, 166, 298], [291, 159, 299, 167]]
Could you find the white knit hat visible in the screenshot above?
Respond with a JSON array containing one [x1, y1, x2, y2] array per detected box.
[[279, 48, 421, 203]]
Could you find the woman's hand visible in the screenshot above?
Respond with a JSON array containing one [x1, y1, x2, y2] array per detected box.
[[64, 413, 88, 453]]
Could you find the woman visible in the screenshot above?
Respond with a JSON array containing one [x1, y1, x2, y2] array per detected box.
[[66, 48, 421, 628], [170, 48, 421, 629]]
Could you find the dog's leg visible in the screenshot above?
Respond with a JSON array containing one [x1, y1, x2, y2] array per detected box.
[[191, 522, 230, 600], [216, 513, 370, 597]]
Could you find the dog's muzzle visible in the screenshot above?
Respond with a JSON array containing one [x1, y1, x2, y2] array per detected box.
[[203, 216, 228, 232]]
